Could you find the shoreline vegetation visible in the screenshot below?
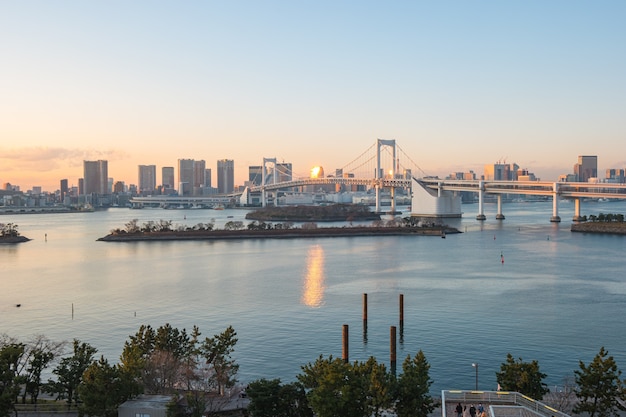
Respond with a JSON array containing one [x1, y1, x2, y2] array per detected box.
[[98, 225, 459, 241], [98, 205, 460, 242], [571, 212, 626, 235]]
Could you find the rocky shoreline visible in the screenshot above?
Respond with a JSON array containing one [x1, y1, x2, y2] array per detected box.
[[98, 226, 460, 242], [571, 222, 626, 235]]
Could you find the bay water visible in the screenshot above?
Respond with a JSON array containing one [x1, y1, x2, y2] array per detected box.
[[2, 200, 626, 394]]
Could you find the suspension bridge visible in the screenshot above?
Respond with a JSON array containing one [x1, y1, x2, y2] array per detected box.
[[131, 139, 626, 222]]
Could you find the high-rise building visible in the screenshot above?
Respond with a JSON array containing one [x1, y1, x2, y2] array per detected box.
[[138, 165, 157, 194], [249, 166, 263, 186], [178, 159, 195, 196], [60, 179, 68, 202], [606, 169, 625, 183], [193, 160, 206, 188], [83, 160, 108, 195], [276, 163, 292, 183], [162, 167, 175, 189], [483, 163, 519, 180], [205, 169, 212, 188], [217, 159, 234, 193], [574, 156, 597, 182]]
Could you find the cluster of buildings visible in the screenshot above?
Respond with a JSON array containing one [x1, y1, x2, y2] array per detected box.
[[446, 155, 624, 184], [1, 154, 625, 210]]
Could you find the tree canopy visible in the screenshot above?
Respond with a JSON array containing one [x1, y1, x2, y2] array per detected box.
[[574, 347, 626, 417], [496, 353, 549, 399]]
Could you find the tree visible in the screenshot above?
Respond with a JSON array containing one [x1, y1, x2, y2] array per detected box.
[[298, 355, 366, 417], [200, 325, 239, 395], [247, 378, 312, 417], [573, 347, 626, 417], [359, 357, 393, 417], [0, 342, 25, 417], [298, 355, 393, 417], [395, 351, 435, 417], [21, 335, 64, 404], [78, 356, 139, 417], [496, 353, 549, 399], [46, 339, 97, 407]]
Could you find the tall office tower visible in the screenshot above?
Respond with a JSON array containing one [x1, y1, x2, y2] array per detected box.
[[217, 159, 235, 193], [249, 165, 263, 186], [483, 163, 511, 181], [606, 169, 625, 183], [60, 179, 68, 202], [276, 162, 292, 182], [178, 159, 195, 196], [193, 159, 206, 190], [162, 167, 175, 189], [205, 169, 212, 188], [83, 160, 108, 195], [138, 165, 157, 194], [78, 178, 84, 195], [574, 156, 598, 182]]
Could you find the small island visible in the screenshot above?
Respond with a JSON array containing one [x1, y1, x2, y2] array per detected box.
[[0, 222, 31, 243], [98, 213, 459, 242], [245, 204, 381, 222], [571, 213, 626, 235]]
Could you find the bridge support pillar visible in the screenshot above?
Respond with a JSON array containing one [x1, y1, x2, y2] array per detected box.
[[495, 194, 505, 220], [476, 181, 486, 220], [261, 188, 267, 207], [550, 182, 561, 222], [573, 198, 584, 222]]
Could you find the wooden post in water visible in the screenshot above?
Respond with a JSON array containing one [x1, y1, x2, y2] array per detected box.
[[362, 293, 368, 343], [342, 324, 349, 363], [390, 325, 397, 376], [399, 293, 404, 342]]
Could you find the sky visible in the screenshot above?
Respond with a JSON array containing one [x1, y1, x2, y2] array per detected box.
[[1, 1, 625, 192]]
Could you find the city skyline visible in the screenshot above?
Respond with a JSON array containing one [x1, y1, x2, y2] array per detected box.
[[1, 1, 625, 191]]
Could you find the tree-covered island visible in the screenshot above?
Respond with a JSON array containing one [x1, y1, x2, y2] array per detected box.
[[98, 215, 459, 242], [0, 223, 30, 243]]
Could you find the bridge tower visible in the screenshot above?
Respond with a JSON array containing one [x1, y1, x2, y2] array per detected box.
[[261, 157, 278, 207], [376, 139, 397, 213]]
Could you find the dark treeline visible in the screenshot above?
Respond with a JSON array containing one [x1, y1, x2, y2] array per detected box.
[[2, 327, 625, 417]]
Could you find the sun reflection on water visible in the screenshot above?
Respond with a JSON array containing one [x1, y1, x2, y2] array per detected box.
[[301, 244, 326, 307]]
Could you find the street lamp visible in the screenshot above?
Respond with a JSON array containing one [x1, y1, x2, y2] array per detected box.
[[472, 363, 478, 390]]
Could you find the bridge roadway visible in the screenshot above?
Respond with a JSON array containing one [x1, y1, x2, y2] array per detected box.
[[249, 178, 626, 221], [130, 178, 626, 222]]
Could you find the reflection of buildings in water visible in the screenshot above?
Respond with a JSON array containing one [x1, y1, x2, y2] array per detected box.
[[301, 244, 326, 307]]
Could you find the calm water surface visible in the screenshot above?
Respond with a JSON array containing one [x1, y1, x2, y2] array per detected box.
[[2, 200, 626, 393]]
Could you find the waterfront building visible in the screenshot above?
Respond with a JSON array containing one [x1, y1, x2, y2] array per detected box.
[[193, 160, 206, 195], [83, 160, 108, 195], [276, 162, 292, 183], [574, 155, 597, 182], [205, 169, 212, 189], [60, 179, 68, 202], [178, 159, 195, 196], [606, 168, 625, 183], [249, 166, 263, 186], [162, 167, 175, 189], [217, 159, 235, 194], [138, 165, 157, 194], [483, 163, 519, 181]]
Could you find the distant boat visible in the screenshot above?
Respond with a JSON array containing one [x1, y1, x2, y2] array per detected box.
[[214, 204, 225, 210]]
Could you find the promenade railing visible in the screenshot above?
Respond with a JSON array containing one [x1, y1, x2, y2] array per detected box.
[[442, 390, 571, 417]]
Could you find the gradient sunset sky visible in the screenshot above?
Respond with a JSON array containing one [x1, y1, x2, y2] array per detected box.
[[2, 1, 625, 191]]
